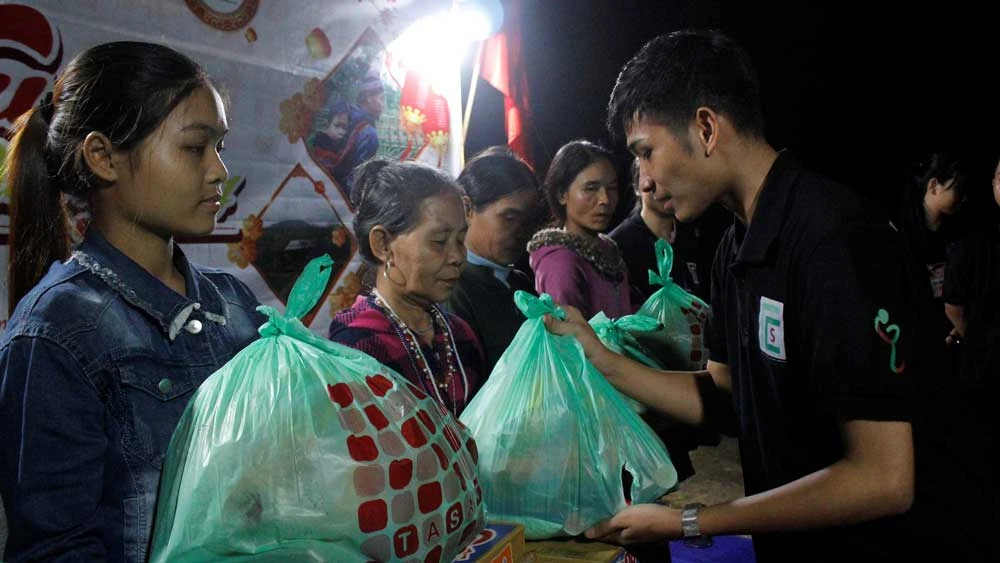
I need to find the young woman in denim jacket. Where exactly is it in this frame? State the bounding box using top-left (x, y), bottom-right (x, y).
top-left (0, 42), bottom-right (263, 562)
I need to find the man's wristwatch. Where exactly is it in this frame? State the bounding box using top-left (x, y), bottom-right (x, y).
top-left (681, 502), bottom-right (705, 538)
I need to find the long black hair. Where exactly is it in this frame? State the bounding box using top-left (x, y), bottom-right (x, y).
top-left (3, 41), bottom-right (212, 313)
top-left (908, 152), bottom-right (966, 203)
top-left (541, 140), bottom-right (614, 226)
top-left (457, 145), bottom-right (539, 210)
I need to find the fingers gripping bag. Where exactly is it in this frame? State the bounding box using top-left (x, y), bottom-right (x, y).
top-left (150, 256), bottom-right (485, 562)
top-left (633, 239), bottom-right (710, 370)
top-left (459, 292), bottom-right (677, 540)
top-left (588, 312), bottom-right (665, 414)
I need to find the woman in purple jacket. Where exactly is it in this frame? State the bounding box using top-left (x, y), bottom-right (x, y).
top-left (528, 140), bottom-right (634, 319)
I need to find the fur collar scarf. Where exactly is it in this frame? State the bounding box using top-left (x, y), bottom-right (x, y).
top-left (527, 227), bottom-right (626, 282)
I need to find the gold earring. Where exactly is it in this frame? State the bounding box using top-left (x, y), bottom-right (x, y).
top-left (384, 258), bottom-right (392, 279)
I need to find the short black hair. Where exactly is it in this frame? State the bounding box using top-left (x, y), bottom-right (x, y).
top-left (457, 145), bottom-right (539, 210)
top-left (911, 152), bottom-right (966, 199)
top-left (542, 140), bottom-right (614, 225)
top-left (607, 29), bottom-right (765, 144)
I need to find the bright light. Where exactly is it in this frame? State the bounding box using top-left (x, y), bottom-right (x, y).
top-left (386, 0), bottom-right (504, 84)
top-left (385, 1), bottom-right (505, 103)
top-left (387, 15), bottom-right (460, 90)
top-left (456, 8), bottom-right (492, 42)
top-left (455, 0), bottom-right (503, 42)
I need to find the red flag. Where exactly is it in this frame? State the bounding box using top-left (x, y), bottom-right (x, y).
top-left (478, 0), bottom-right (532, 166)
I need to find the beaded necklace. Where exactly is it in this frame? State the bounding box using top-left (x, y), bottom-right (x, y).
top-left (371, 289), bottom-right (469, 416)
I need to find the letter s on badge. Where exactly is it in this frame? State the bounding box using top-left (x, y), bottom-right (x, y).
top-left (758, 296), bottom-right (786, 361)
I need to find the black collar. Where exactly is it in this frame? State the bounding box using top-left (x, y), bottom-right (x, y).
top-left (732, 150), bottom-right (801, 269)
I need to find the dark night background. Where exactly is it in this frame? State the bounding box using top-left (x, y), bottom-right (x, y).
top-left (462, 0), bottom-right (997, 222)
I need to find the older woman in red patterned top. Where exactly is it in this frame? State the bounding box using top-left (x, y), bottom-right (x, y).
top-left (329, 159), bottom-right (485, 416)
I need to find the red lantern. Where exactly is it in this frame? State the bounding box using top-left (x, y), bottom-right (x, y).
top-left (399, 70), bottom-right (431, 135)
top-left (422, 92), bottom-right (450, 152)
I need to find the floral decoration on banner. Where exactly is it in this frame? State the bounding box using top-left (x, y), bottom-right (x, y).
top-left (227, 214), bottom-right (263, 269)
top-left (279, 78), bottom-right (325, 144)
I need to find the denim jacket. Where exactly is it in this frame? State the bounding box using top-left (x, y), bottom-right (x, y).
top-left (0, 230), bottom-right (263, 562)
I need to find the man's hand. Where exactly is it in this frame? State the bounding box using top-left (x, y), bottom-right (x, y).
top-left (542, 304), bottom-right (607, 360)
top-left (945, 327), bottom-right (962, 346)
top-left (584, 503), bottom-right (682, 544)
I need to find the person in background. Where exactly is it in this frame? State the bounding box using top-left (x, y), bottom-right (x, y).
top-left (448, 146), bottom-right (542, 374)
top-left (546, 29), bottom-right (985, 562)
top-left (329, 159), bottom-right (485, 416)
top-left (528, 140), bottom-right (633, 319)
top-left (340, 74), bottom-right (384, 197)
top-left (612, 157), bottom-right (729, 305)
top-left (941, 157), bottom-right (999, 538)
top-left (0, 42), bottom-right (263, 562)
top-left (612, 158), bottom-right (691, 301)
top-left (895, 152), bottom-right (966, 342)
top-left (609, 157), bottom-right (720, 485)
top-left (945, 155), bottom-right (1000, 376)
top-left (308, 99), bottom-right (352, 182)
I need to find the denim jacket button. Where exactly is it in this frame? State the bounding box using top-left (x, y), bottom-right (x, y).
top-left (158, 378), bottom-right (173, 394)
top-left (185, 319), bottom-right (203, 334)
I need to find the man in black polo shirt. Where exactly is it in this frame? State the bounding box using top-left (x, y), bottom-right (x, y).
top-left (545, 30), bottom-right (978, 562)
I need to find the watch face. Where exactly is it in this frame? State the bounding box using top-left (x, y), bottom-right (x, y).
top-left (185, 0), bottom-right (259, 31)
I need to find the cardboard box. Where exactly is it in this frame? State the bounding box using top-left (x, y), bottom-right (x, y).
top-left (452, 522), bottom-right (526, 563)
top-left (525, 537), bottom-right (637, 563)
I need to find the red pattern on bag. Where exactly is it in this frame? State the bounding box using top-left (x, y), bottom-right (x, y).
top-left (328, 370), bottom-right (484, 560)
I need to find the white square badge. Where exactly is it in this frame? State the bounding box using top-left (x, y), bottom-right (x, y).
top-left (758, 296), bottom-right (786, 361)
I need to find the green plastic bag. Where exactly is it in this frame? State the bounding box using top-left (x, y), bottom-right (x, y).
top-left (589, 312), bottom-right (664, 370)
top-left (589, 312), bottom-right (665, 414)
top-left (633, 239), bottom-right (710, 370)
top-left (150, 256), bottom-right (485, 562)
top-left (459, 292), bottom-right (677, 540)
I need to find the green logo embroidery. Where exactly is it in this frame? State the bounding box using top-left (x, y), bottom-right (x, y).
top-left (874, 309), bottom-right (906, 374)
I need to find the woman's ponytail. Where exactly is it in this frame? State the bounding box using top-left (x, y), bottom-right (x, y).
top-left (5, 104), bottom-right (70, 314)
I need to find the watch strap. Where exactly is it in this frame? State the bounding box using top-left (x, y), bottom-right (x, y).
top-left (681, 502), bottom-right (704, 538)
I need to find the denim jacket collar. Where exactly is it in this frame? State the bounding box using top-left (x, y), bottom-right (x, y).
top-left (72, 229), bottom-right (229, 340)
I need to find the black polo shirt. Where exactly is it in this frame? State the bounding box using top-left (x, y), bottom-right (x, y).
top-left (708, 151), bottom-right (927, 561)
top-left (944, 224), bottom-right (1000, 384)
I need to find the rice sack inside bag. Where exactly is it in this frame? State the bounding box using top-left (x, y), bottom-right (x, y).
top-left (459, 292), bottom-right (677, 540)
top-left (150, 256), bottom-right (485, 562)
top-left (633, 239), bottom-right (710, 370)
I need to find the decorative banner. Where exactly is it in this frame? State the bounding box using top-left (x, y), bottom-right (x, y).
top-left (290, 28), bottom-right (388, 203)
top-left (0, 3), bottom-right (63, 139)
top-left (0, 0), bottom-right (461, 334)
top-left (184, 0), bottom-right (260, 32)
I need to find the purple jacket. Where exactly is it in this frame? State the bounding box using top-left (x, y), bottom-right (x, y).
top-left (528, 230), bottom-right (634, 319)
